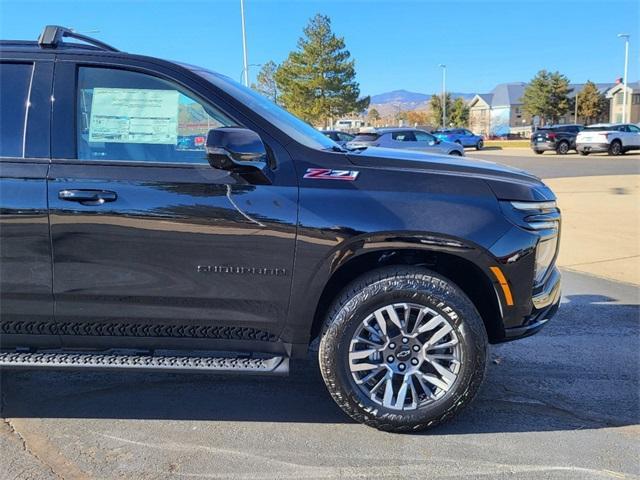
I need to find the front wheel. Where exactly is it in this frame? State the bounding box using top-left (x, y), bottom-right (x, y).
top-left (476, 139), bottom-right (484, 150)
top-left (319, 267), bottom-right (488, 432)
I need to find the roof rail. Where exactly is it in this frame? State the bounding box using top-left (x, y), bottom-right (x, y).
top-left (37, 25), bottom-right (119, 52)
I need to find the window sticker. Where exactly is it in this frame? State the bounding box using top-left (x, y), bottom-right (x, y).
top-left (89, 88), bottom-right (179, 144)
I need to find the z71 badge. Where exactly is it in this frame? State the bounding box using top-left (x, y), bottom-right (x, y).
top-left (303, 168), bottom-right (359, 181)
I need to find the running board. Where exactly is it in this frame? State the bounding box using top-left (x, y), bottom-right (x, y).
top-left (0, 351), bottom-right (289, 376)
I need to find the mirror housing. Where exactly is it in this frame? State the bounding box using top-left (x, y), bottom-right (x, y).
top-left (205, 127), bottom-right (267, 168)
top-left (206, 127), bottom-right (272, 183)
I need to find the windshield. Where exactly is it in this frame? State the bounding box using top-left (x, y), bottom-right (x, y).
top-left (186, 66), bottom-right (338, 151)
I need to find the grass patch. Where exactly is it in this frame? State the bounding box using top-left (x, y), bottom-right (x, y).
top-left (484, 140), bottom-right (530, 148)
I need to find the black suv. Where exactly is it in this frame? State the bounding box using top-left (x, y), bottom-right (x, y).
top-left (531, 124), bottom-right (584, 155)
top-left (0, 27), bottom-right (561, 432)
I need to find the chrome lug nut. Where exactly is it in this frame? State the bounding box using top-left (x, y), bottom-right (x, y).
top-left (402, 337), bottom-right (409, 344)
top-left (387, 355), bottom-right (394, 363)
top-left (411, 358), bottom-right (419, 366)
top-left (398, 363), bottom-right (406, 371)
top-left (412, 345), bottom-right (420, 352)
top-left (389, 343), bottom-right (396, 349)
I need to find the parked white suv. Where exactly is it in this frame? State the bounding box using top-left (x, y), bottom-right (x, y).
top-left (576, 123), bottom-right (640, 156)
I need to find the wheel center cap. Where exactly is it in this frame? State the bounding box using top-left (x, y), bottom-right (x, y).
top-left (396, 347), bottom-right (411, 360)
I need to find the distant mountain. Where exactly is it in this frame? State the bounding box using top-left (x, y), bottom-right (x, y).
top-left (367, 89), bottom-right (477, 117)
top-left (370, 89), bottom-right (477, 104)
top-left (370, 89), bottom-right (431, 104)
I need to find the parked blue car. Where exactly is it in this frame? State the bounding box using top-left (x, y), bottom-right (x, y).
top-left (432, 128), bottom-right (484, 150)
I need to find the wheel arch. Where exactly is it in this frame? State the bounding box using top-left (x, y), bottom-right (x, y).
top-left (309, 246), bottom-right (504, 344)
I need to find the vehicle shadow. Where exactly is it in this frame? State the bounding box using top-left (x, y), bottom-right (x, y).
top-left (1, 294), bottom-right (638, 434)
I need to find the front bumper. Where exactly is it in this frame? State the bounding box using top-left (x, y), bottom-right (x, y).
top-left (577, 143), bottom-right (609, 153)
top-left (503, 267), bottom-right (561, 340)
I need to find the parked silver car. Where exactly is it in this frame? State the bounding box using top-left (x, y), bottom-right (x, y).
top-left (346, 128), bottom-right (465, 156)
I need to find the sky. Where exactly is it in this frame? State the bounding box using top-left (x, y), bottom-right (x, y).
top-left (1, 0), bottom-right (638, 97)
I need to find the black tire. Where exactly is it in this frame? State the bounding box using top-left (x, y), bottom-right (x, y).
top-left (609, 140), bottom-right (623, 156)
top-left (556, 141), bottom-right (570, 155)
top-left (318, 266), bottom-right (488, 432)
top-left (475, 139), bottom-right (484, 150)
top-left (579, 151), bottom-right (589, 156)
top-left (449, 150), bottom-right (462, 156)
top-left (533, 149), bottom-right (544, 155)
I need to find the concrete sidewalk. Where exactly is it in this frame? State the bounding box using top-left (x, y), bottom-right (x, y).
top-left (545, 174), bottom-right (640, 286)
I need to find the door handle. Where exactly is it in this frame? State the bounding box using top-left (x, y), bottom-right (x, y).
top-left (58, 189), bottom-right (117, 205)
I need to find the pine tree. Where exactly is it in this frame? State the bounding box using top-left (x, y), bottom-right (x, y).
top-left (576, 81), bottom-right (607, 123)
top-left (449, 98), bottom-right (470, 127)
top-left (274, 14), bottom-right (369, 127)
top-left (429, 93), bottom-right (453, 127)
top-left (368, 108), bottom-right (381, 126)
top-left (523, 70), bottom-right (572, 125)
top-left (251, 61), bottom-right (279, 104)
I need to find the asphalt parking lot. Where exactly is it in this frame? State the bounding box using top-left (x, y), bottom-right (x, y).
top-left (1, 149), bottom-right (639, 480)
top-left (471, 147), bottom-right (640, 178)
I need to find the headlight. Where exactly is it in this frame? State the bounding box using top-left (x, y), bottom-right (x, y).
top-left (502, 200), bottom-right (561, 284)
top-left (534, 235), bottom-right (558, 284)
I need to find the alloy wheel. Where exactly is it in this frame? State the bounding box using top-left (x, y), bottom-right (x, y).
top-left (348, 303), bottom-right (462, 411)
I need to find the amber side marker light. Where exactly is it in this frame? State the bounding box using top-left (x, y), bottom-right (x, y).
top-left (490, 266), bottom-right (514, 306)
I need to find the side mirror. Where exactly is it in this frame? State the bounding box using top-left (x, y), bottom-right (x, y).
top-left (206, 127), bottom-right (272, 183)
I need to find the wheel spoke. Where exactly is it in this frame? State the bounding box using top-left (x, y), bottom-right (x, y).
top-left (424, 322), bottom-right (453, 347)
top-left (354, 335), bottom-right (383, 348)
top-left (416, 373), bottom-right (435, 399)
top-left (372, 310), bottom-right (388, 337)
top-left (382, 374), bottom-right (395, 407)
top-left (426, 358), bottom-right (457, 386)
top-left (410, 308), bottom-right (428, 335)
top-left (416, 314), bottom-right (446, 334)
top-left (356, 365), bottom-right (385, 385)
top-left (370, 373), bottom-right (388, 395)
top-left (426, 337), bottom-right (459, 351)
top-left (394, 375), bottom-right (411, 409)
top-left (349, 349), bottom-right (380, 372)
top-left (426, 353), bottom-right (458, 361)
top-left (408, 374), bottom-right (419, 409)
top-left (420, 373), bottom-right (451, 392)
top-left (384, 305), bottom-right (403, 331)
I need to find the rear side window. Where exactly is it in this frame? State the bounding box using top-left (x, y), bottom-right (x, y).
top-left (351, 133), bottom-right (380, 142)
top-left (391, 131), bottom-right (417, 141)
top-left (0, 62), bottom-right (34, 158)
top-left (337, 132), bottom-right (354, 142)
top-left (76, 67), bottom-right (236, 163)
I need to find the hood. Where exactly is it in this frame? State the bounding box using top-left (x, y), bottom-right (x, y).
top-left (346, 147), bottom-right (556, 202)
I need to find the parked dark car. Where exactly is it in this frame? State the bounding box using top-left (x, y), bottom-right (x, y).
top-left (432, 128), bottom-right (484, 150)
top-left (531, 124), bottom-right (583, 154)
top-left (321, 130), bottom-right (354, 147)
top-left (0, 26), bottom-right (561, 432)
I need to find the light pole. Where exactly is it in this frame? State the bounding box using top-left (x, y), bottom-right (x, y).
top-left (618, 33), bottom-right (630, 123)
top-left (240, 0), bottom-right (249, 86)
top-left (239, 63), bottom-right (262, 84)
top-left (439, 64), bottom-right (446, 128)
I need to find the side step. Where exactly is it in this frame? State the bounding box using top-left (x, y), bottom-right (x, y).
top-left (0, 351), bottom-right (289, 376)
